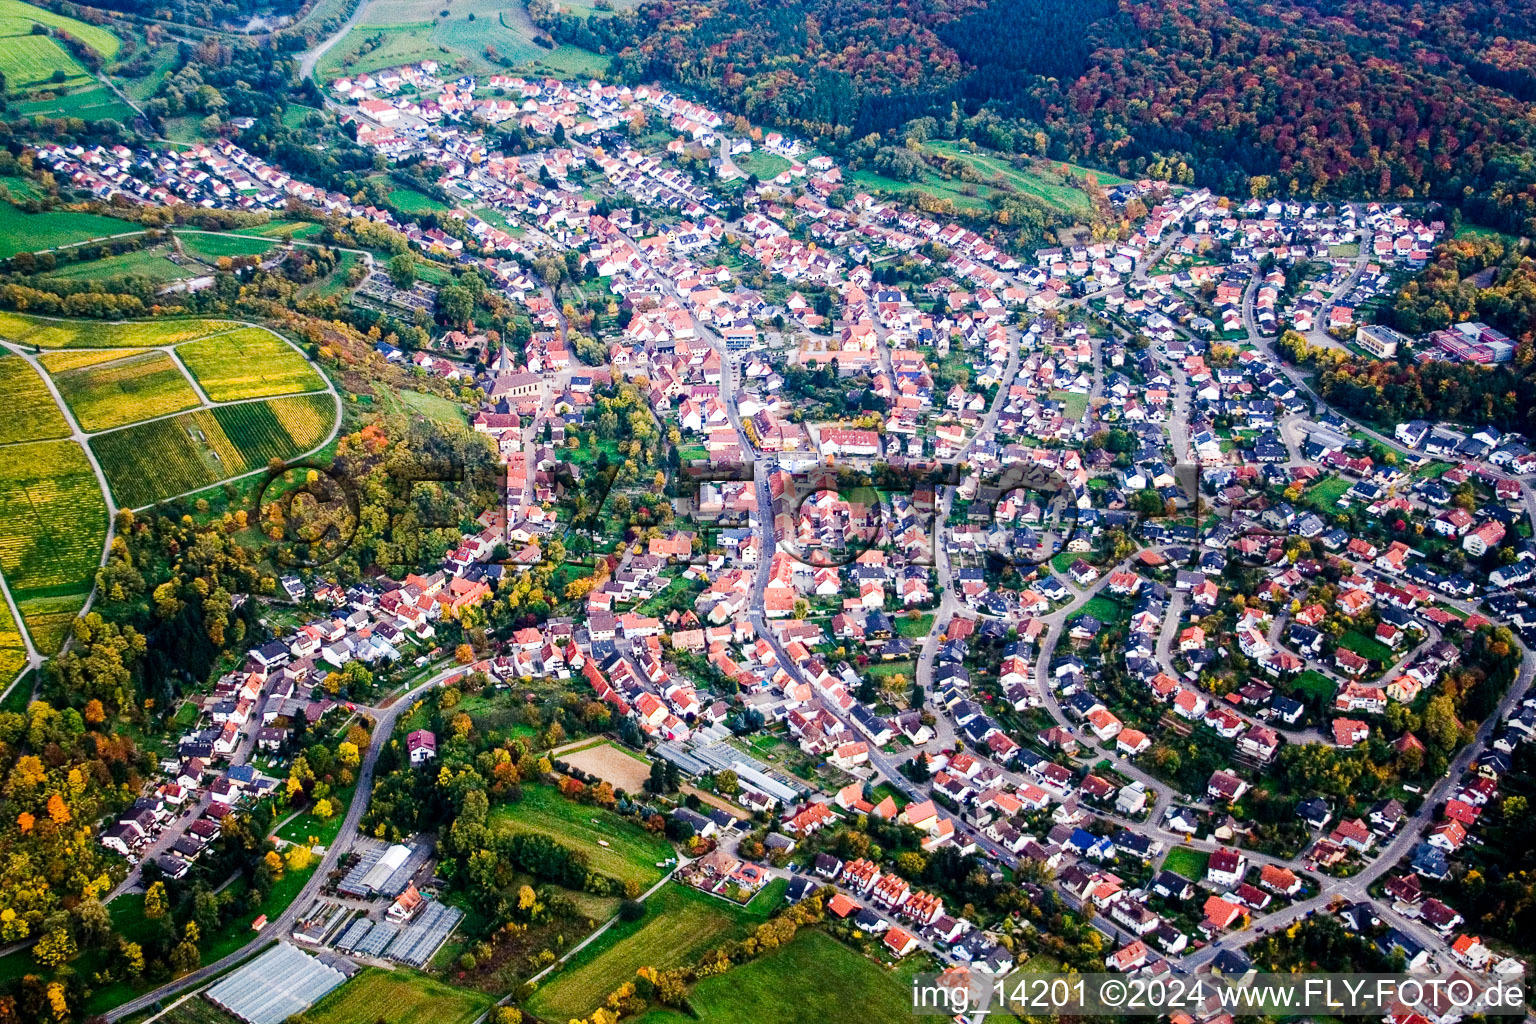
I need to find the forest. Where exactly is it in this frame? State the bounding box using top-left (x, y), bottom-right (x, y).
top-left (543, 0), bottom-right (1536, 233)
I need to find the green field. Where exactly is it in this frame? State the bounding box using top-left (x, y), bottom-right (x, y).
top-left (92, 393), bottom-right (336, 507)
top-left (0, 205), bottom-right (141, 259)
top-left (305, 967), bottom-right (491, 1024)
top-left (176, 327), bottom-right (325, 401)
top-left (0, 0), bottom-right (121, 59)
top-left (10, 84), bottom-right (136, 121)
top-left (0, 311), bottom-right (235, 348)
top-left (1338, 630), bottom-right (1394, 664)
top-left (44, 247), bottom-right (190, 283)
top-left (379, 384), bottom-right (467, 425)
top-left (53, 350), bottom-right (202, 432)
top-left (492, 784), bottom-right (673, 889)
top-left (0, 438), bottom-right (104, 605)
top-left (1160, 846), bottom-right (1210, 880)
top-left (385, 184), bottom-right (450, 215)
top-left (177, 231), bottom-right (277, 260)
top-left (927, 142), bottom-right (1127, 216)
top-left (1049, 389), bottom-right (1089, 421)
top-left (637, 931), bottom-right (919, 1024)
top-left (1293, 669), bottom-right (1336, 704)
top-left (894, 612), bottom-right (935, 639)
top-left (318, 0), bottom-right (611, 80)
top-left (736, 149), bottom-right (791, 180)
top-left (0, 33), bottom-right (89, 90)
top-left (0, 354), bottom-right (69, 443)
top-left (527, 884), bottom-right (748, 1022)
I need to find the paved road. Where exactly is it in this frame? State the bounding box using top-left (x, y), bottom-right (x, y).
top-left (105, 662), bottom-right (467, 1021)
top-left (297, 0), bottom-right (373, 81)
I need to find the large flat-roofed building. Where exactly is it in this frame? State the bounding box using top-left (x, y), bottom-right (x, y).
top-left (1356, 324), bottom-right (1409, 359)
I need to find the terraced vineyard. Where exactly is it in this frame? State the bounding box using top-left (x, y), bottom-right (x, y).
top-left (0, 312), bottom-right (237, 349)
top-left (93, 393), bottom-right (337, 507)
top-left (0, 354), bottom-right (68, 443)
top-left (176, 327), bottom-right (326, 401)
top-left (0, 439), bottom-right (106, 650)
top-left (52, 351), bottom-right (202, 432)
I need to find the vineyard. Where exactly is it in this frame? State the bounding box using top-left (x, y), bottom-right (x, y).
top-left (93, 393), bottom-right (337, 507)
top-left (0, 439), bottom-right (107, 602)
top-left (0, 354), bottom-right (68, 444)
top-left (0, 312), bottom-right (237, 349)
top-left (0, 594), bottom-right (25, 683)
top-left (16, 593), bottom-right (85, 656)
top-left (38, 348), bottom-right (140, 373)
top-left (176, 327), bottom-right (326, 401)
top-left (53, 351), bottom-right (202, 432)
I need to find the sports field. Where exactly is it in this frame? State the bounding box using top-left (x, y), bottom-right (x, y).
top-left (0, 354), bottom-right (68, 443)
top-left (527, 884), bottom-right (748, 1023)
top-left (304, 967), bottom-right (491, 1024)
top-left (0, 311), bottom-right (236, 348)
top-left (636, 931), bottom-right (918, 1024)
top-left (176, 327), bottom-right (325, 401)
top-left (52, 350), bottom-right (202, 432)
top-left (0, 438), bottom-right (105, 600)
top-left (92, 393), bottom-right (336, 507)
top-left (491, 783), bottom-right (673, 889)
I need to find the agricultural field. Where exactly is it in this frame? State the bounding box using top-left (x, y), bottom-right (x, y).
top-left (92, 393), bottom-right (337, 507)
top-left (637, 931), bottom-right (919, 1024)
top-left (305, 967), bottom-right (491, 1024)
top-left (16, 592), bottom-right (85, 655)
top-left (176, 327), bottom-right (326, 401)
top-left (44, 247), bottom-right (190, 283)
top-left (176, 231), bottom-right (276, 261)
top-left (52, 350), bottom-right (202, 432)
top-left (0, 354), bottom-right (69, 443)
top-left (490, 783), bottom-right (673, 889)
top-left (37, 348), bottom-right (139, 372)
top-left (527, 884), bottom-right (749, 1023)
top-left (0, 34), bottom-right (90, 91)
top-left (10, 84), bottom-right (135, 121)
top-left (0, 206), bottom-right (141, 260)
top-left (558, 741), bottom-right (652, 792)
top-left (0, 438), bottom-right (105, 608)
top-left (0, 0), bottom-right (121, 59)
top-left (0, 591), bottom-right (27, 683)
top-left (0, 311), bottom-right (236, 348)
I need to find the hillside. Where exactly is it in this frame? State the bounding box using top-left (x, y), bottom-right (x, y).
top-left (543, 0), bottom-right (1536, 232)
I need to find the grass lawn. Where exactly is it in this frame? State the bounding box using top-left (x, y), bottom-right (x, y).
top-left (1306, 475), bottom-right (1352, 509)
top-left (894, 612), bottom-right (935, 639)
top-left (736, 149), bottom-right (790, 181)
top-left (865, 659), bottom-right (916, 682)
top-left (1049, 389), bottom-right (1089, 421)
top-left (0, 204), bottom-right (141, 258)
top-left (1079, 594), bottom-right (1127, 623)
top-left (306, 967), bottom-right (491, 1024)
top-left (10, 84), bottom-right (135, 122)
top-left (1161, 846), bottom-right (1210, 880)
top-left (398, 387), bottom-right (467, 424)
top-left (636, 931), bottom-right (919, 1024)
top-left (926, 142), bottom-right (1127, 216)
top-left (527, 884), bottom-right (750, 1022)
top-left (491, 783), bottom-right (673, 889)
top-left (1293, 669), bottom-right (1336, 704)
top-left (386, 184), bottom-right (450, 215)
top-left (274, 784), bottom-right (356, 848)
top-left (1338, 630), bottom-right (1393, 664)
